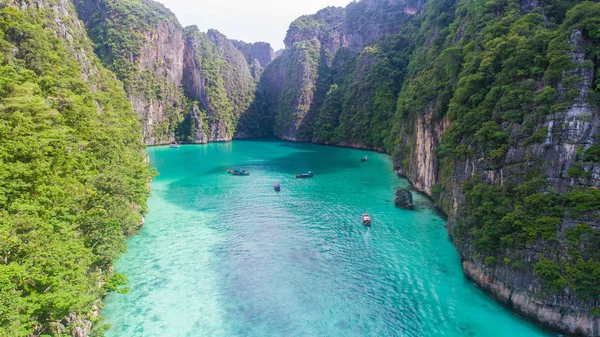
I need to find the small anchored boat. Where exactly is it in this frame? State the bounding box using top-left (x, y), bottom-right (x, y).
top-left (294, 171), bottom-right (313, 179)
top-left (226, 169), bottom-right (250, 176)
top-left (169, 142), bottom-right (180, 148)
top-left (361, 155), bottom-right (368, 162)
top-left (362, 211), bottom-right (372, 226)
top-left (274, 182), bottom-right (281, 192)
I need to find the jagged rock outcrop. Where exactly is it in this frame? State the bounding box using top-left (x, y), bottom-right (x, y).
top-left (394, 188), bottom-right (414, 209)
top-left (464, 261), bottom-right (599, 337)
top-left (58, 312), bottom-right (93, 337)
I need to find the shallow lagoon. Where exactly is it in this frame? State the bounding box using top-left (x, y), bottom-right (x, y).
top-left (103, 140), bottom-right (553, 337)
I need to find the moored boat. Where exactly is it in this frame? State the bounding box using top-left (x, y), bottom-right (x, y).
top-left (362, 212), bottom-right (372, 226)
top-left (226, 169), bottom-right (250, 176)
top-left (361, 155), bottom-right (368, 162)
top-left (169, 142), bottom-right (180, 148)
top-left (274, 182), bottom-right (281, 191)
top-left (294, 171), bottom-right (313, 179)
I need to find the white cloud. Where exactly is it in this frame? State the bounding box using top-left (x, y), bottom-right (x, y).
top-left (156, 0), bottom-right (354, 50)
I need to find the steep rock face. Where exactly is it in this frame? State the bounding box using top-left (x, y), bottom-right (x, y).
top-left (74, 0), bottom-right (263, 145)
top-left (239, 39), bottom-right (322, 141)
top-left (207, 30), bottom-right (256, 119)
top-left (542, 29), bottom-right (600, 190)
top-left (231, 40), bottom-right (274, 80)
top-left (391, 1), bottom-right (600, 334)
top-left (446, 28), bottom-right (599, 336)
top-left (16, 0), bottom-right (97, 79)
top-left (183, 26), bottom-right (256, 142)
top-left (343, 0), bottom-right (424, 51)
top-left (241, 0), bottom-right (422, 141)
top-left (284, 6), bottom-right (347, 64)
top-left (398, 107), bottom-right (450, 197)
top-left (464, 261), bottom-right (600, 336)
top-left (132, 21), bottom-right (186, 145)
top-left (73, 0), bottom-right (190, 145)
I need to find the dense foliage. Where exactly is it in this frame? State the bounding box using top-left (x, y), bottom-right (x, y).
top-left (0, 2), bottom-right (150, 336)
top-left (74, 0), bottom-right (191, 143)
top-left (315, 36), bottom-right (414, 147)
top-left (402, 0), bottom-right (600, 302)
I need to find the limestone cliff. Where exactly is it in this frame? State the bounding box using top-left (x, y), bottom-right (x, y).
top-left (73, 0), bottom-right (188, 145)
top-left (237, 0), bottom-right (422, 142)
top-left (207, 30), bottom-right (256, 122)
top-left (231, 39), bottom-right (274, 80)
top-left (391, 2), bottom-right (600, 335)
top-left (73, 0), bottom-right (258, 145)
top-left (182, 27), bottom-right (255, 142)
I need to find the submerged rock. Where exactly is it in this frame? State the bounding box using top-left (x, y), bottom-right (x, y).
top-left (394, 188), bottom-right (414, 210)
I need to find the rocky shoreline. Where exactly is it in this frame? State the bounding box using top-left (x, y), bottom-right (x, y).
top-left (463, 261), bottom-right (599, 337)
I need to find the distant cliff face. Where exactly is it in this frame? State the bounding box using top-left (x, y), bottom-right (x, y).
top-left (182, 27), bottom-right (256, 142)
top-left (73, 0), bottom-right (271, 145)
top-left (207, 30), bottom-right (256, 122)
top-left (237, 1), bottom-right (422, 141)
top-left (284, 0), bottom-right (422, 56)
top-left (231, 40), bottom-right (274, 80)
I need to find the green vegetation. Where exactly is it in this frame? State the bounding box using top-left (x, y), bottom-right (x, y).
top-left (184, 27), bottom-right (254, 139)
top-left (75, 0), bottom-right (191, 143)
top-left (459, 175), bottom-right (600, 299)
top-left (77, 0), bottom-right (176, 90)
top-left (329, 36), bottom-right (414, 147)
top-left (0, 3), bottom-right (150, 336)
top-left (77, 0), bottom-right (257, 143)
top-left (238, 39), bottom-right (321, 139)
top-left (391, 0), bottom-right (600, 304)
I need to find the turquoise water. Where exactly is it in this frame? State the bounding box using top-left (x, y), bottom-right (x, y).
top-left (103, 140), bottom-right (554, 337)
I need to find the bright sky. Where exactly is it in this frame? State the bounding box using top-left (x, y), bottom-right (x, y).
top-left (157, 0), bottom-right (355, 50)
